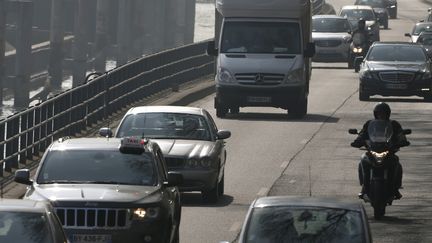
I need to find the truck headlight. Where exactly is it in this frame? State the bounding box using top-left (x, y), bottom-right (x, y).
top-left (130, 207), bottom-right (160, 220)
top-left (285, 69), bottom-right (303, 83)
top-left (217, 68), bottom-right (234, 83)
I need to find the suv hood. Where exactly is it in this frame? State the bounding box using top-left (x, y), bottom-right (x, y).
top-left (366, 61), bottom-right (427, 72)
top-left (153, 139), bottom-right (216, 157)
top-left (29, 184), bottom-right (161, 203)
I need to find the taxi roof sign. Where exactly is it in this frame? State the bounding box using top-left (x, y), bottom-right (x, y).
top-left (119, 137), bottom-right (148, 154)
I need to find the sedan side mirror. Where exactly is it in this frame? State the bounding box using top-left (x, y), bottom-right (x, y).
top-left (166, 171), bottom-right (183, 186)
top-left (348, 129), bottom-right (358, 134)
top-left (15, 169), bottom-right (32, 185)
top-left (206, 40), bottom-right (218, 56)
top-left (99, 127), bottom-right (113, 138)
top-left (216, 130), bottom-right (231, 140)
top-left (405, 33), bottom-right (412, 37)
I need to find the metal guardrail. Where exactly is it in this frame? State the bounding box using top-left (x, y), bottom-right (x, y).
top-left (0, 41), bottom-right (214, 189)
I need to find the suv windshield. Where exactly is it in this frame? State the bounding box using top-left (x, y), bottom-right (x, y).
top-left (245, 206), bottom-right (365, 243)
top-left (116, 113), bottom-right (212, 141)
top-left (313, 18), bottom-right (351, 32)
top-left (367, 45), bottom-right (427, 62)
top-left (37, 150), bottom-right (157, 185)
top-left (0, 212), bottom-right (53, 243)
top-left (221, 21), bottom-right (301, 54)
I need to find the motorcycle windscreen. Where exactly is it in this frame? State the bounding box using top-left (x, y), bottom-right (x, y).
top-left (367, 119), bottom-right (393, 143)
top-left (352, 32), bottom-right (367, 46)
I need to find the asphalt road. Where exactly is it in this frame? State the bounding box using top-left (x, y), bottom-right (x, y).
top-left (179, 0), bottom-right (432, 242)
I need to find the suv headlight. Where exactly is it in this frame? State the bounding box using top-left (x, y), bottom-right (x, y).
top-left (130, 207), bottom-right (160, 220)
top-left (217, 68), bottom-right (235, 83)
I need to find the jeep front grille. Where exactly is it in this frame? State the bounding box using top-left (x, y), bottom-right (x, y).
top-left (56, 208), bottom-right (130, 229)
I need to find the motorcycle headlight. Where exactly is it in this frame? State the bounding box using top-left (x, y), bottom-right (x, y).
top-left (217, 68), bottom-right (235, 83)
top-left (353, 47), bottom-right (363, 53)
top-left (130, 207), bottom-right (160, 220)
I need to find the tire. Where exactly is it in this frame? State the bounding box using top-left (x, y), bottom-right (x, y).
top-left (216, 107), bottom-right (228, 118)
top-left (172, 226), bottom-right (180, 243)
top-left (390, 9), bottom-right (397, 19)
top-left (202, 180), bottom-right (219, 203)
top-left (374, 206), bottom-right (386, 220)
top-left (218, 175), bottom-right (224, 196)
top-left (384, 20), bottom-right (389, 30)
top-left (289, 97), bottom-right (307, 119)
top-left (359, 89), bottom-right (370, 101)
top-left (348, 56), bottom-right (354, 69)
top-left (424, 92), bottom-right (432, 102)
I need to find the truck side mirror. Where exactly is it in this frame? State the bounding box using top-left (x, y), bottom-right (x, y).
top-left (206, 40), bottom-right (218, 56)
top-left (304, 42), bottom-right (315, 58)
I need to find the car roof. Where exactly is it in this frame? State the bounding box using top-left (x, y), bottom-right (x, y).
top-left (252, 196), bottom-right (365, 212)
top-left (49, 137), bottom-right (122, 151)
top-left (125, 106), bottom-right (205, 116)
top-left (415, 22), bottom-right (432, 27)
top-left (0, 199), bottom-right (50, 213)
top-left (312, 15), bottom-right (348, 20)
top-left (341, 5), bottom-right (374, 10)
top-left (371, 41), bottom-right (422, 47)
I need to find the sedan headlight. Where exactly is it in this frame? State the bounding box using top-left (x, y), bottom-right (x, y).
top-left (130, 207), bottom-right (160, 220)
top-left (217, 68), bottom-right (235, 83)
top-left (422, 71), bottom-right (432, 80)
top-left (186, 157), bottom-right (215, 168)
top-left (360, 70), bottom-right (373, 79)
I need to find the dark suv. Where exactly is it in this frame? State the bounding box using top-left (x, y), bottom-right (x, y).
top-left (15, 137), bottom-right (183, 243)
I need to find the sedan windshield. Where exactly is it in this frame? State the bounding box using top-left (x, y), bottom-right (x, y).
top-left (355, 0), bottom-right (386, 8)
top-left (245, 206), bottom-right (365, 243)
top-left (37, 150), bottom-right (157, 185)
top-left (116, 113), bottom-right (212, 141)
top-left (412, 24), bottom-right (432, 35)
top-left (367, 45), bottom-right (427, 62)
top-left (312, 18), bottom-right (351, 33)
top-left (0, 212), bottom-right (53, 243)
top-left (340, 9), bottom-right (375, 21)
top-left (221, 21), bottom-right (301, 54)
top-left (417, 34), bottom-right (432, 45)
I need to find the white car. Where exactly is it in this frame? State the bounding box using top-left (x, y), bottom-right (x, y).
top-left (405, 22), bottom-right (432, 43)
top-left (312, 15), bottom-right (353, 65)
top-left (339, 5), bottom-right (380, 42)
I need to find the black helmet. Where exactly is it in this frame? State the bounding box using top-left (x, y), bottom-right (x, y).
top-left (358, 18), bottom-right (366, 29)
top-left (373, 102), bottom-right (391, 120)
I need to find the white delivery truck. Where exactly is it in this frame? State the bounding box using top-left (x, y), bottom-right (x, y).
top-left (207, 0), bottom-right (315, 118)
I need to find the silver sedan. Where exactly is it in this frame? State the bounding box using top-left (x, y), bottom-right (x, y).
top-left (100, 105), bottom-right (231, 203)
top-left (312, 15), bottom-right (353, 65)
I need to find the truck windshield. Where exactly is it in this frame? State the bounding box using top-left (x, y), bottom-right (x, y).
top-left (221, 21), bottom-right (301, 54)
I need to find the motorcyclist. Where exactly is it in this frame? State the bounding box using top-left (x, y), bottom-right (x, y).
top-left (351, 18), bottom-right (371, 51)
top-left (351, 102), bottom-right (409, 200)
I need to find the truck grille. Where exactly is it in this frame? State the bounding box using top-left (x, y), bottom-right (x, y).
top-left (165, 157), bottom-right (185, 168)
top-left (315, 39), bottom-right (342, 47)
top-left (235, 73), bottom-right (284, 85)
top-left (56, 208), bottom-right (130, 229)
top-left (379, 72), bottom-right (415, 83)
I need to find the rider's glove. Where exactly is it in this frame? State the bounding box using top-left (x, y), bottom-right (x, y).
top-left (351, 140), bottom-right (364, 148)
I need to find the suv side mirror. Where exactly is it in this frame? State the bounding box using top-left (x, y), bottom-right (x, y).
top-left (304, 42), bottom-right (316, 58)
top-left (15, 169), bottom-right (32, 185)
top-left (99, 127), bottom-right (113, 137)
top-left (166, 171), bottom-right (183, 186)
top-left (206, 40), bottom-right (218, 56)
top-left (348, 129), bottom-right (358, 134)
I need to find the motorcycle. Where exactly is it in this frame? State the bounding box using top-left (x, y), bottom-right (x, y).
top-left (349, 120), bottom-right (411, 219)
top-left (348, 32), bottom-right (371, 72)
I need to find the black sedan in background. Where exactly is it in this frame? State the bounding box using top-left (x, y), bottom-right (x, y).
top-left (357, 42), bottom-right (432, 101)
top-left (355, 0), bottom-right (390, 29)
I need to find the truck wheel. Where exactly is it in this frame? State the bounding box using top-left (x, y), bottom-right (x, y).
top-left (289, 97), bottom-right (307, 119)
top-left (216, 107), bottom-right (228, 118)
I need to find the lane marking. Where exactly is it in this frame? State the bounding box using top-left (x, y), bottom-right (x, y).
top-left (280, 161), bottom-right (290, 169)
top-left (257, 187), bottom-right (268, 197)
top-left (229, 221), bottom-right (242, 232)
top-left (289, 179), bottom-right (296, 184)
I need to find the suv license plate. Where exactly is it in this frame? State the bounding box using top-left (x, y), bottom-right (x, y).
top-left (247, 96), bottom-right (271, 103)
top-left (386, 84), bottom-right (407, 89)
top-left (72, 234), bottom-right (112, 243)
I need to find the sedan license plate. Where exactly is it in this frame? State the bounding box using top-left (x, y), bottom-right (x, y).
top-left (386, 84), bottom-right (407, 90)
top-left (72, 234), bottom-right (112, 243)
top-left (247, 96), bottom-right (271, 103)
